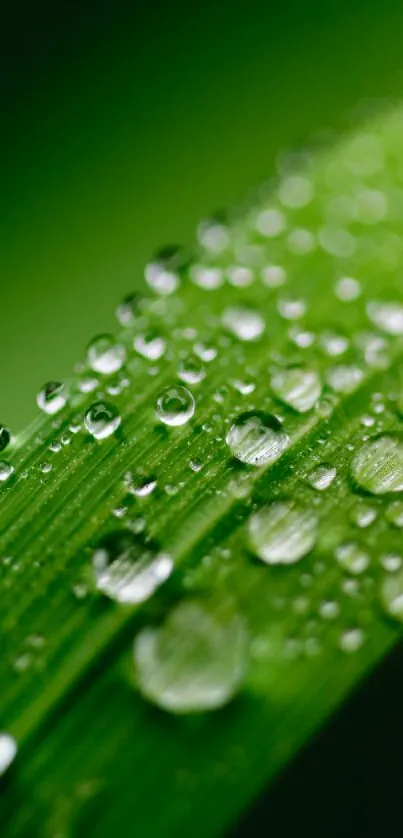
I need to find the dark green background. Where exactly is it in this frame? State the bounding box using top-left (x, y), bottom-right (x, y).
top-left (2, 0), bottom-right (403, 430)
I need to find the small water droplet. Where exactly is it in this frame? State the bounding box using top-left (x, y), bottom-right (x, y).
top-left (198, 218), bottom-right (230, 253)
top-left (145, 245), bottom-right (187, 295)
top-left (261, 265), bottom-right (287, 288)
top-left (351, 503), bottom-right (377, 528)
top-left (193, 342), bottom-right (217, 363)
top-left (248, 501), bottom-right (318, 565)
top-left (0, 462), bottom-right (14, 483)
top-left (287, 228), bottom-right (316, 254)
top-left (0, 734), bottom-right (17, 777)
top-left (134, 600), bottom-right (248, 713)
top-left (189, 458), bottom-right (203, 472)
top-left (386, 500), bottom-right (403, 528)
top-left (319, 329), bottom-right (349, 357)
top-left (279, 175), bottom-right (313, 208)
top-left (367, 301), bottom-right (403, 335)
top-left (116, 292), bottom-right (144, 326)
top-left (124, 471), bottom-right (157, 497)
top-left (277, 297), bottom-right (307, 320)
top-left (351, 433), bottom-right (403, 495)
top-left (334, 276), bottom-right (362, 301)
top-left (271, 366), bottom-right (322, 413)
top-left (339, 628), bottom-right (365, 654)
top-left (380, 553), bottom-right (402, 572)
top-left (84, 401), bottom-right (121, 440)
top-left (327, 365), bottom-right (364, 394)
top-left (87, 334), bottom-right (126, 375)
top-left (178, 355), bottom-right (206, 385)
top-left (381, 569), bottom-right (403, 622)
top-left (255, 208), bottom-right (286, 238)
top-left (307, 462), bottom-right (337, 491)
top-left (0, 425), bottom-right (11, 453)
top-left (222, 306), bottom-right (265, 341)
top-left (319, 600), bottom-right (340, 620)
top-left (134, 331), bottom-right (166, 361)
top-left (227, 265), bottom-right (254, 287)
top-left (226, 411), bottom-right (289, 466)
top-left (156, 386), bottom-right (195, 427)
top-left (93, 530), bottom-right (173, 604)
top-left (190, 264), bottom-right (223, 290)
top-left (40, 462), bottom-right (52, 474)
top-left (335, 542), bottom-right (370, 575)
top-left (37, 382), bottom-right (67, 415)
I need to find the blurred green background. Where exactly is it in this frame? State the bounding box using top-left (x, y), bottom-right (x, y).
top-left (2, 0), bottom-right (403, 430)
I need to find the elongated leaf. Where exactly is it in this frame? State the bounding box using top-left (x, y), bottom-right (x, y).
top-left (2, 106), bottom-right (403, 837)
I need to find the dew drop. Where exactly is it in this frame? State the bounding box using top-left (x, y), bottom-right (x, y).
top-left (380, 553), bottom-right (402, 573)
top-left (319, 600), bottom-right (340, 620)
top-left (37, 382), bottom-right (67, 415)
top-left (255, 208), bottom-right (286, 238)
top-left (145, 245), bottom-right (187, 295)
top-left (279, 175), bottom-right (313, 208)
top-left (271, 366), bottom-right (322, 413)
top-left (0, 425), bottom-right (11, 453)
top-left (124, 471), bottom-right (157, 497)
top-left (351, 503), bottom-right (377, 528)
top-left (334, 276), bottom-right (362, 302)
top-left (0, 462), bottom-right (14, 483)
top-left (248, 501), bottom-right (318, 565)
top-left (339, 628), bottom-right (365, 654)
top-left (351, 433), bottom-right (403, 495)
top-left (87, 334), bottom-right (126, 375)
top-left (261, 265), bottom-right (287, 288)
top-left (326, 365), bottom-right (364, 394)
top-left (84, 401), bottom-right (121, 440)
top-left (367, 301), bottom-right (403, 335)
top-left (277, 297), bottom-right (307, 320)
top-left (335, 542), bottom-right (370, 575)
top-left (307, 463), bottom-right (337, 491)
top-left (116, 292), bottom-right (144, 326)
top-left (177, 355), bottom-right (206, 385)
top-left (0, 734), bottom-right (17, 777)
top-left (93, 530), bottom-right (173, 604)
top-left (386, 500), bottom-right (403, 528)
top-left (190, 264), bottom-right (223, 290)
top-left (156, 386), bottom-right (195, 427)
top-left (226, 411), bottom-right (289, 466)
top-left (134, 331), bottom-right (166, 361)
top-left (381, 569), bottom-right (403, 622)
top-left (134, 600), bottom-right (248, 713)
top-left (222, 306), bottom-right (265, 341)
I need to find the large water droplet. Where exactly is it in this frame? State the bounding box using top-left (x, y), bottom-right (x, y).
top-left (222, 306), bottom-right (265, 341)
top-left (87, 334), bottom-right (126, 375)
top-left (367, 301), bottom-right (403, 335)
top-left (0, 425), bottom-right (11, 453)
top-left (93, 530), bottom-right (173, 604)
top-left (0, 733), bottom-right (17, 777)
top-left (335, 542), bottom-right (370, 575)
top-left (248, 501), bottom-right (318, 564)
top-left (271, 366), bottom-right (322, 413)
top-left (156, 386), bottom-right (195, 427)
top-left (37, 382), bottom-right (67, 415)
top-left (84, 401), bottom-right (121, 440)
top-left (134, 600), bottom-right (248, 713)
top-left (226, 411), bottom-right (289, 466)
top-left (351, 434), bottom-right (403, 494)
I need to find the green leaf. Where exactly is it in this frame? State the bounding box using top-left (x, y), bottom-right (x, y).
top-left (2, 106), bottom-right (403, 837)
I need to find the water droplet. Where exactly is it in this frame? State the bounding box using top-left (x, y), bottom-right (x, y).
top-left (351, 434), bottom-right (403, 494)
top-left (116, 292), bottom-right (144, 326)
top-left (334, 276), bottom-right (362, 301)
top-left (190, 264), bottom-right (223, 290)
top-left (189, 458), bottom-right (202, 472)
top-left (386, 500), bottom-right (403, 528)
top-left (287, 228), bottom-right (315, 254)
top-left (279, 175), bottom-right (313, 208)
top-left (134, 600), bottom-right (248, 713)
top-left (277, 297), bottom-right (307, 320)
top-left (124, 471), bottom-right (157, 497)
top-left (84, 401), bottom-right (121, 440)
top-left (222, 306), bottom-right (265, 341)
top-left (0, 462), bottom-right (14, 483)
top-left (261, 265), bottom-right (287, 288)
top-left (0, 425), bottom-right (11, 453)
top-left (145, 245), bottom-right (187, 295)
top-left (335, 542), bottom-right (370, 575)
top-left (351, 503), bottom-right (377, 528)
top-left (193, 342), bottom-right (217, 363)
top-left (326, 365), bottom-right (364, 394)
top-left (0, 734), bottom-right (17, 777)
top-left (227, 265), bottom-right (253, 287)
top-left (177, 355), bottom-right (206, 385)
top-left (156, 386), bottom-right (195, 427)
top-left (319, 329), bottom-right (349, 357)
top-left (37, 382), bottom-right (67, 415)
top-left (318, 227), bottom-right (356, 257)
top-left (226, 411), bottom-right (289, 466)
top-left (93, 530), bottom-right (173, 604)
top-left (248, 501), bottom-right (318, 565)
top-left (40, 462), bottom-right (52, 474)
top-left (255, 208), bottom-right (286, 238)
top-left (134, 331), bottom-right (166, 361)
top-left (381, 569), bottom-right (403, 621)
top-left (367, 301), bottom-right (403, 335)
top-left (307, 463), bottom-right (337, 491)
top-left (230, 378), bottom-right (255, 396)
top-left (339, 628), bottom-right (365, 654)
top-left (356, 189), bottom-right (387, 224)
top-left (380, 553), bottom-right (402, 572)
top-left (271, 366), bottom-right (321, 413)
top-left (319, 600), bottom-right (340, 620)
top-left (87, 334), bottom-right (126, 375)
top-left (198, 218), bottom-right (229, 253)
